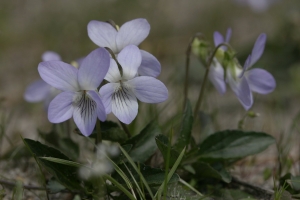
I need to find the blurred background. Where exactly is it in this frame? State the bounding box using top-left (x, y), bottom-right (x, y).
top-left (1, 0), bottom-right (300, 187)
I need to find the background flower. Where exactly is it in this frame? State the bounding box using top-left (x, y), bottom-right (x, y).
top-left (88, 18), bottom-right (161, 78)
top-left (24, 51), bottom-right (61, 109)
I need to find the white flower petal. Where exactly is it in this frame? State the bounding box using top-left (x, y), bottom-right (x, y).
top-left (117, 45), bottom-right (142, 80)
top-left (138, 50), bottom-right (161, 77)
top-left (99, 83), bottom-right (119, 114)
top-left (112, 85), bottom-right (138, 124)
top-left (227, 72), bottom-right (253, 110)
top-left (88, 90), bottom-right (107, 122)
top-left (116, 18), bottom-right (150, 52)
top-left (127, 77), bottom-right (168, 103)
top-left (87, 20), bottom-right (118, 52)
top-left (209, 59), bottom-right (226, 94)
top-left (38, 61), bottom-right (79, 91)
top-left (104, 58), bottom-right (121, 82)
top-left (48, 91), bottom-right (74, 123)
top-left (73, 91), bottom-right (98, 136)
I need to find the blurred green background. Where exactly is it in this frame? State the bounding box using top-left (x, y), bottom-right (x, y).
top-left (0, 0), bottom-right (300, 152)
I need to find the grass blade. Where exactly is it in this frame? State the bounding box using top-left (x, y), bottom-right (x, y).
top-left (119, 144), bottom-right (154, 199)
top-left (154, 146), bottom-right (186, 199)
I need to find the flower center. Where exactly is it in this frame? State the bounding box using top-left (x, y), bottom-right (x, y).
top-left (112, 84), bottom-right (132, 109)
top-left (74, 91), bottom-right (97, 120)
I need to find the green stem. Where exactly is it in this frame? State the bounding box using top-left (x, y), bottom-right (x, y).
top-left (96, 120), bottom-right (102, 146)
top-left (183, 33), bottom-right (206, 109)
top-left (193, 43), bottom-right (232, 118)
top-left (119, 120), bottom-right (131, 138)
top-left (104, 47), bottom-right (123, 76)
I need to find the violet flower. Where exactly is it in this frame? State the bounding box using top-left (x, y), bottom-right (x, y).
top-left (234, 33), bottom-right (276, 110)
top-left (99, 45), bottom-right (168, 124)
top-left (225, 34), bottom-right (275, 110)
top-left (38, 48), bottom-right (110, 136)
top-left (24, 51), bottom-right (61, 108)
top-left (209, 30), bottom-right (275, 110)
top-left (87, 18), bottom-right (161, 77)
top-left (234, 0), bottom-right (279, 12)
top-left (208, 28), bottom-right (232, 95)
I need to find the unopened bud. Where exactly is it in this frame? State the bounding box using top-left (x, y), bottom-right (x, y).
top-left (247, 111), bottom-right (260, 118)
top-left (191, 38), bottom-right (210, 62)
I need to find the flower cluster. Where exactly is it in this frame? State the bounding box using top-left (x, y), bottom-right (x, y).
top-left (25, 18), bottom-right (168, 136)
top-left (195, 28), bottom-right (276, 110)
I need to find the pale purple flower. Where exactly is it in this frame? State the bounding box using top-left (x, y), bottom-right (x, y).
top-left (24, 51), bottom-right (61, 108)
top-left (208, 28), bottom-right (232, 94)
top-left (234, 0), bottom-right (279, 12)
top-left (38, 48), bottom-right (110, 136)
top-left (99, 45), bottom-right (168, 124)
top-left (87, 18), bottom-right (161, 77)
top-left (228, 33), bottom-right (276, 110)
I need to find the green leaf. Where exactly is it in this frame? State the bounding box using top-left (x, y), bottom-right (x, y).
top-left (40, 157), bottom-right (85, 168)
top-left (124, 121), bottom-right (161, 163)
top-left (23, 138), bottom-right (82, 191)
top-left (75, 121), bottom-right (128, 142)
top-left (291, 176), bottom-right (300, 191)
top-left (58, 138), bottom-right (79, 161)
top-left (155, 134), bottom-right (180, 166)
top-left (174, 100), bottom-right (193, 151)
top-left (193, 162), bottom-right (231, 183)
top-left (198, 130), bottom-right (276, 160)
top-left (112, 163), bottom-right (179, 187)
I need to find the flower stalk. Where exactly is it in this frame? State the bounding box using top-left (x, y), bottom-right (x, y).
top-left (193, 43), bottom-right (231, 118)
top-left (183, 33), bottom-right (205, 109)
top-left (96, 119), bottom-right (102, 145)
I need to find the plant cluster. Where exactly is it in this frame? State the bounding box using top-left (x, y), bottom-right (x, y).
top-left (1, 18), bottom-right (291, 200)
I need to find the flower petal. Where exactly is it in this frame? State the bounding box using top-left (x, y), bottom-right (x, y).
top-left (104, 58), bottom-right (121, 82)
top-left (38, 61), bottom-right (79, 91)
top-left (112, 85), bottom-right (138, 124)
top-left (127, 77), bottom-right (168, 103)
top-left (214, 31), bottom-right (224, 47)
top-left (87, 20), bottom-right (118, 52)
top-left (138, 50), bottom-right (161, 77)
top-left (225, 28), bottom-right (232, 43)
top-left (48, 91), bottom-right (74, 123)
top-left (88, 90), bottom-right (107, 121)
top-left (117, 45), bottom-right (142, 79)
top-left (227, 73), bottom-right (253, 110)
top-left (73, 92), bottom-right (98, 136)
top-left (78, 48), bottom-right (110, 90)
top-left (24, 79), bottom-right (52, 102)
top-left (116, 18), bottom-right (150, 52)
top-left (249, 33), bottom-right (267, 67)
top-left (246, 68), bottom-right (276, 94)
top-left (42, 51), bottom-right (61, 61)
top-left (209, 60), bottom-right (226, 94)
top-left (99, 83), bottom-right (119, 114)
